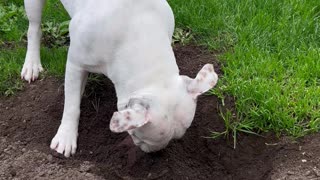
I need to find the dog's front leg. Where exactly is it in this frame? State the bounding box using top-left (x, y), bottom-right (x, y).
top-left (50, 60), bottom-right (88, 157)
top-left (21, 0), bottom-right (46, 82)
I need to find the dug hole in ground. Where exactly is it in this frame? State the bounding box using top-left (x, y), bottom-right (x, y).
top-left (0, 45), bottom-right (320, 180)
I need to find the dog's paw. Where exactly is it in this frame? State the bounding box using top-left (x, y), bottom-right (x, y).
top-left (50, 125), bottom-right (78, 157)
top-left (21, 61), bottom-right (43, 83)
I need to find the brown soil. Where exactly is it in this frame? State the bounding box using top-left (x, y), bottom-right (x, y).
top-left (1, 45), bottom-right (320, 180)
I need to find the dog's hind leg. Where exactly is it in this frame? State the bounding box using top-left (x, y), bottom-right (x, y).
top-left (21, 0), bottom-right (46, 82)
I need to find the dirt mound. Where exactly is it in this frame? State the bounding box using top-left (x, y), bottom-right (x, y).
top-left (1, 45), bottom-right (320, 180)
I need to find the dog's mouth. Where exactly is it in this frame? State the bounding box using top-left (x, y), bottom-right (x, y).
top-left (130, 133), bottom-right (169, 153)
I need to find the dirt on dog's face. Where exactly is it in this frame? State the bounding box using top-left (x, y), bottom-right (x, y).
top-left (109, 64), bottom-right (218, 152)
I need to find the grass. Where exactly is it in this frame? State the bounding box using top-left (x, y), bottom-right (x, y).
top-left (209, 109), bottom-right (261, 148)
top-left (169, 0), bottom-right (320, 137)
top-left (0, 0), bottom-right (319, 139)
top-left (0, 1), bottom-right (68, 95)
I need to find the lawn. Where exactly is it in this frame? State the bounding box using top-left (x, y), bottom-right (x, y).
top-left (0, 0), bottom-right (319, 137)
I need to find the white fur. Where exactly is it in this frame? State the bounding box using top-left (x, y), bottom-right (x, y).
top-left (22, 0), bottom-right (218, 157)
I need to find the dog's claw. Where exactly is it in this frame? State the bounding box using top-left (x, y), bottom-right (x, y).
top-left (50, 124), bottom-right (78, 158)
top-left (21, 61), bottom-right (43, 82)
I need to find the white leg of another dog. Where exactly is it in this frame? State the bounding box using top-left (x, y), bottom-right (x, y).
top-left (50, 60), bottom-right (88, 157)
top-left (21, 0), bottom-right (46, 82)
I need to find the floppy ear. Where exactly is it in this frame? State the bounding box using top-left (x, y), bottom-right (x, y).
top-left (185, 64), bottom-right (218, 98)
top-left (110, 98), bottom-right (150, 133)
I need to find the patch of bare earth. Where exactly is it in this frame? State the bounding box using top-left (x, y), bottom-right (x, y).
top-left (0, 45), bottom-right (319, 180)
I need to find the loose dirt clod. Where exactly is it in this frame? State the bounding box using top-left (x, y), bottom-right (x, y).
top-left (313, 167), bottom-right (320, 177)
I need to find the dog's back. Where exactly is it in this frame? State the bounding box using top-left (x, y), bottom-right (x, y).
top-left (67, 0), bottom-right (176, 78)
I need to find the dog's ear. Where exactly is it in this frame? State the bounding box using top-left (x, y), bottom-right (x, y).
top-left (110, 98), bottom-right (150, 133)
top-left (184, 64), bottom-right (218, 98)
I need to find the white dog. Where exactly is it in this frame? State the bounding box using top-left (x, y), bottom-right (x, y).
top-left (22, 0), bottom-right (218, 157)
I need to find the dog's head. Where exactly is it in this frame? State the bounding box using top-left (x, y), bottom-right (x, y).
top-left (109, 64), bottom-right (218, 152)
